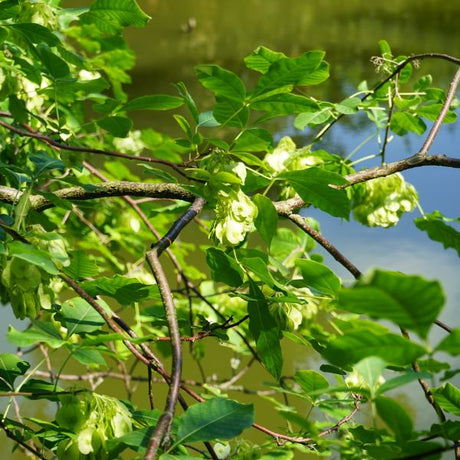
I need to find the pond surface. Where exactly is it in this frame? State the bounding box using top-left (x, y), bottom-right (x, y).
top-left (124, 2), bottom-right (460, 456)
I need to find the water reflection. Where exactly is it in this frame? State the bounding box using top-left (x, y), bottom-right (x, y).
top-left (2, 1), bottom-right (459, 457)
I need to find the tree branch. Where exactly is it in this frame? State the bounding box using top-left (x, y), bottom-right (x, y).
top-left (145, 197), bottom-right (206, 459)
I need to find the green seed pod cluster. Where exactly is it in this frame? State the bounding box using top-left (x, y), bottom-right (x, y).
top-left (1, 257), bottom-right (42, 319)
top-left (56, 393), bottom-right (133, 459)
top-left (352, 173), bottom-right (418, 227)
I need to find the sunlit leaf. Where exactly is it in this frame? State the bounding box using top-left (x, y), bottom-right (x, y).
top-left (253, 51), bottom-right (327, 96)
top-left (176, 398), bottom-right (254, 443)
top-left (248, 280), bottom-right (283, 380)
top-left (9, 23), bottom-right (60, 46)
top-left (280, 167), bottom-right (350, 219)
top-left (97, 116), bottom-right (132, 137)
top-left (253, 194), bottom-right (278, 247)
top-left (296, 259), bottom-right (340, 296)
top-left (206, 248), bottom-right (244, 287)
top-left (391, 111), bottom-right (426, 135)
top-left (431, 383), bottom-right (460, 416)
top-left (294, 370), bottom-right (329, 401)
top-left (60, 297), bottom-right (106, 336)
top-left (323, 330), bottom-right (426, 367)
top-left (196, 65), bottom-right (246, 101)
top-left (80, 0), bottom-right (150, 34)
top-left (122, 95), bottom-right (184, 111)
top-left (232, 128), bottom-right (273, 152)
top-left (7, 322), bottom-right (65, 349)
top-left (0, 353), bottom-right (29, 388)
top-left (8, 241), bottom-right (58, 275)
top-left (244, 46), bottom-right (286, 74)
top-left (81, 275), bottom-right (160, 305)
top-left (415, 212), bottom-right (460, 257)
top-left (64, 250), bottom-right (100, 279)
top-left (338, 270), bottom-right (444, 338)
top-left (375, 396), bottom-right (413, 442)
top-left (435, 329), bottom-right (460, 356)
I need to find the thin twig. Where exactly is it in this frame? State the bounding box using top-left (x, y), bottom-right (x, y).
top-left (285, 213), bottom-right (362, 279)
top-left (0, 114), bottom-right (189, 178)
top-left (0, 418), bottom-right (48, 460)
top-left (418, 66), bottom-right (460, 157)
top-left (315, 52), bottom-right (460, 141)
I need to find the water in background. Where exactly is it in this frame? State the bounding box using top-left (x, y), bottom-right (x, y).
top-left (2, 1), bottom-right (459, 457)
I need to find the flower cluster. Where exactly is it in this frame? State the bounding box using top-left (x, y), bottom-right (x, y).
top-left (214, 189), bottom-right (258, 246)
top-left (264, 136), bottom-right (322, 175)
top-left (352, 173), bottom-right (418, 227)
top-left (56, 393), bottom-right (132, 458)
top-left (211, 161), bottom-right (258, 246)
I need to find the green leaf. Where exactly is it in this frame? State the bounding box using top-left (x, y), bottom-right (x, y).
top-left (114, 426), bottom-right (155, 450)
top-left (241, 257), bottom-right (275, 288)
top-left (8, 95), bottom-right (28, 124)
top-left (0, 353), bottom-right (30, 388)
top-left (196, 65), bottom-right (246, 101)
top-left (251, 93), bottom-right (319, 121)
top-left (431, 383), bottom-right (460, 416)
top-left (64, 250), bottom-right (100, 279)
top-left (335, 97), bottom-right (361, 115)
top-left (122, 95), bottom-right (184, 111)
top-left (0, 0), bottom-right (19, 20)
top-left (376, 371), bottom-right (431, 396)
top-left (430, 420), bottom-right (460, 441)
top-left (60, 297), bottom-right (106, 336)
top-left (244, 46), bottom-right (286, 74)
top-left (233, 129), bottom-right (273, 152)
top-left (213, 99), bottom-right (249, 128)
top-left (338, 270), bottom-right (444, 339)
top-left (294, 370), bottom-right (329, 401)
top-left (415, 212), bottom-right (460, 257)
top-left (174, 81), bottom-right (199, 123)
top-left (97, 116), bottom-right (132, 137)
top-left (253, 194), bottom-right (278, 247)
top-left (8, 241), bottom-right (58, 275)
top-left (81, 275), bottom-right (160, 305)
top-left (297, 60), bottom-right (329, 86)
top-left (71, 348), bottom-right (107, 367)
top-left (294, 108), bottom-right (333, 129)
top-left (7, 323), bottom-right (65, 349)
top-left (176, 398), bottom-right (254, 444)
top-left (323, 330), bottom-right (426, 367)
top-left (253, 51), bottom-right (327, 96)
top-left (375, 396), bottom-right (413, 442)
top-left (296, 259), bottom-right (340, 296)
top-left (354, 357), bottom-right (387, 393)
top-left (19, 378), bottom-right (64, 400)
top-left (247, 280), bottom-right (283, 380)
top-left (206, 248), bottom-right (244, 287)
top-left (416, 104), bottom-right (457, 123)
top-left (391, 111), bottom-right (426, 135)
top-left (9, 23), bottom-right (60, 46)
top-left (29, 151), bottom-right (64, 177)
top-left (378, 40), bottom-right (393, 58)
top-left (280, 167), bottom-right (350, 219)
top-left (80, 0), bottom-right (150, 34)
top-left (198, 111), bottom-right (220, 127)
top-left (36, 43), bottom-right (70, 79)
top-left (435, 329), bottom-right (460, 356)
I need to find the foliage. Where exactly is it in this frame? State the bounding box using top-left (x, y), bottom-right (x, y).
top-left (0, 1), bottom-right (459, 459)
